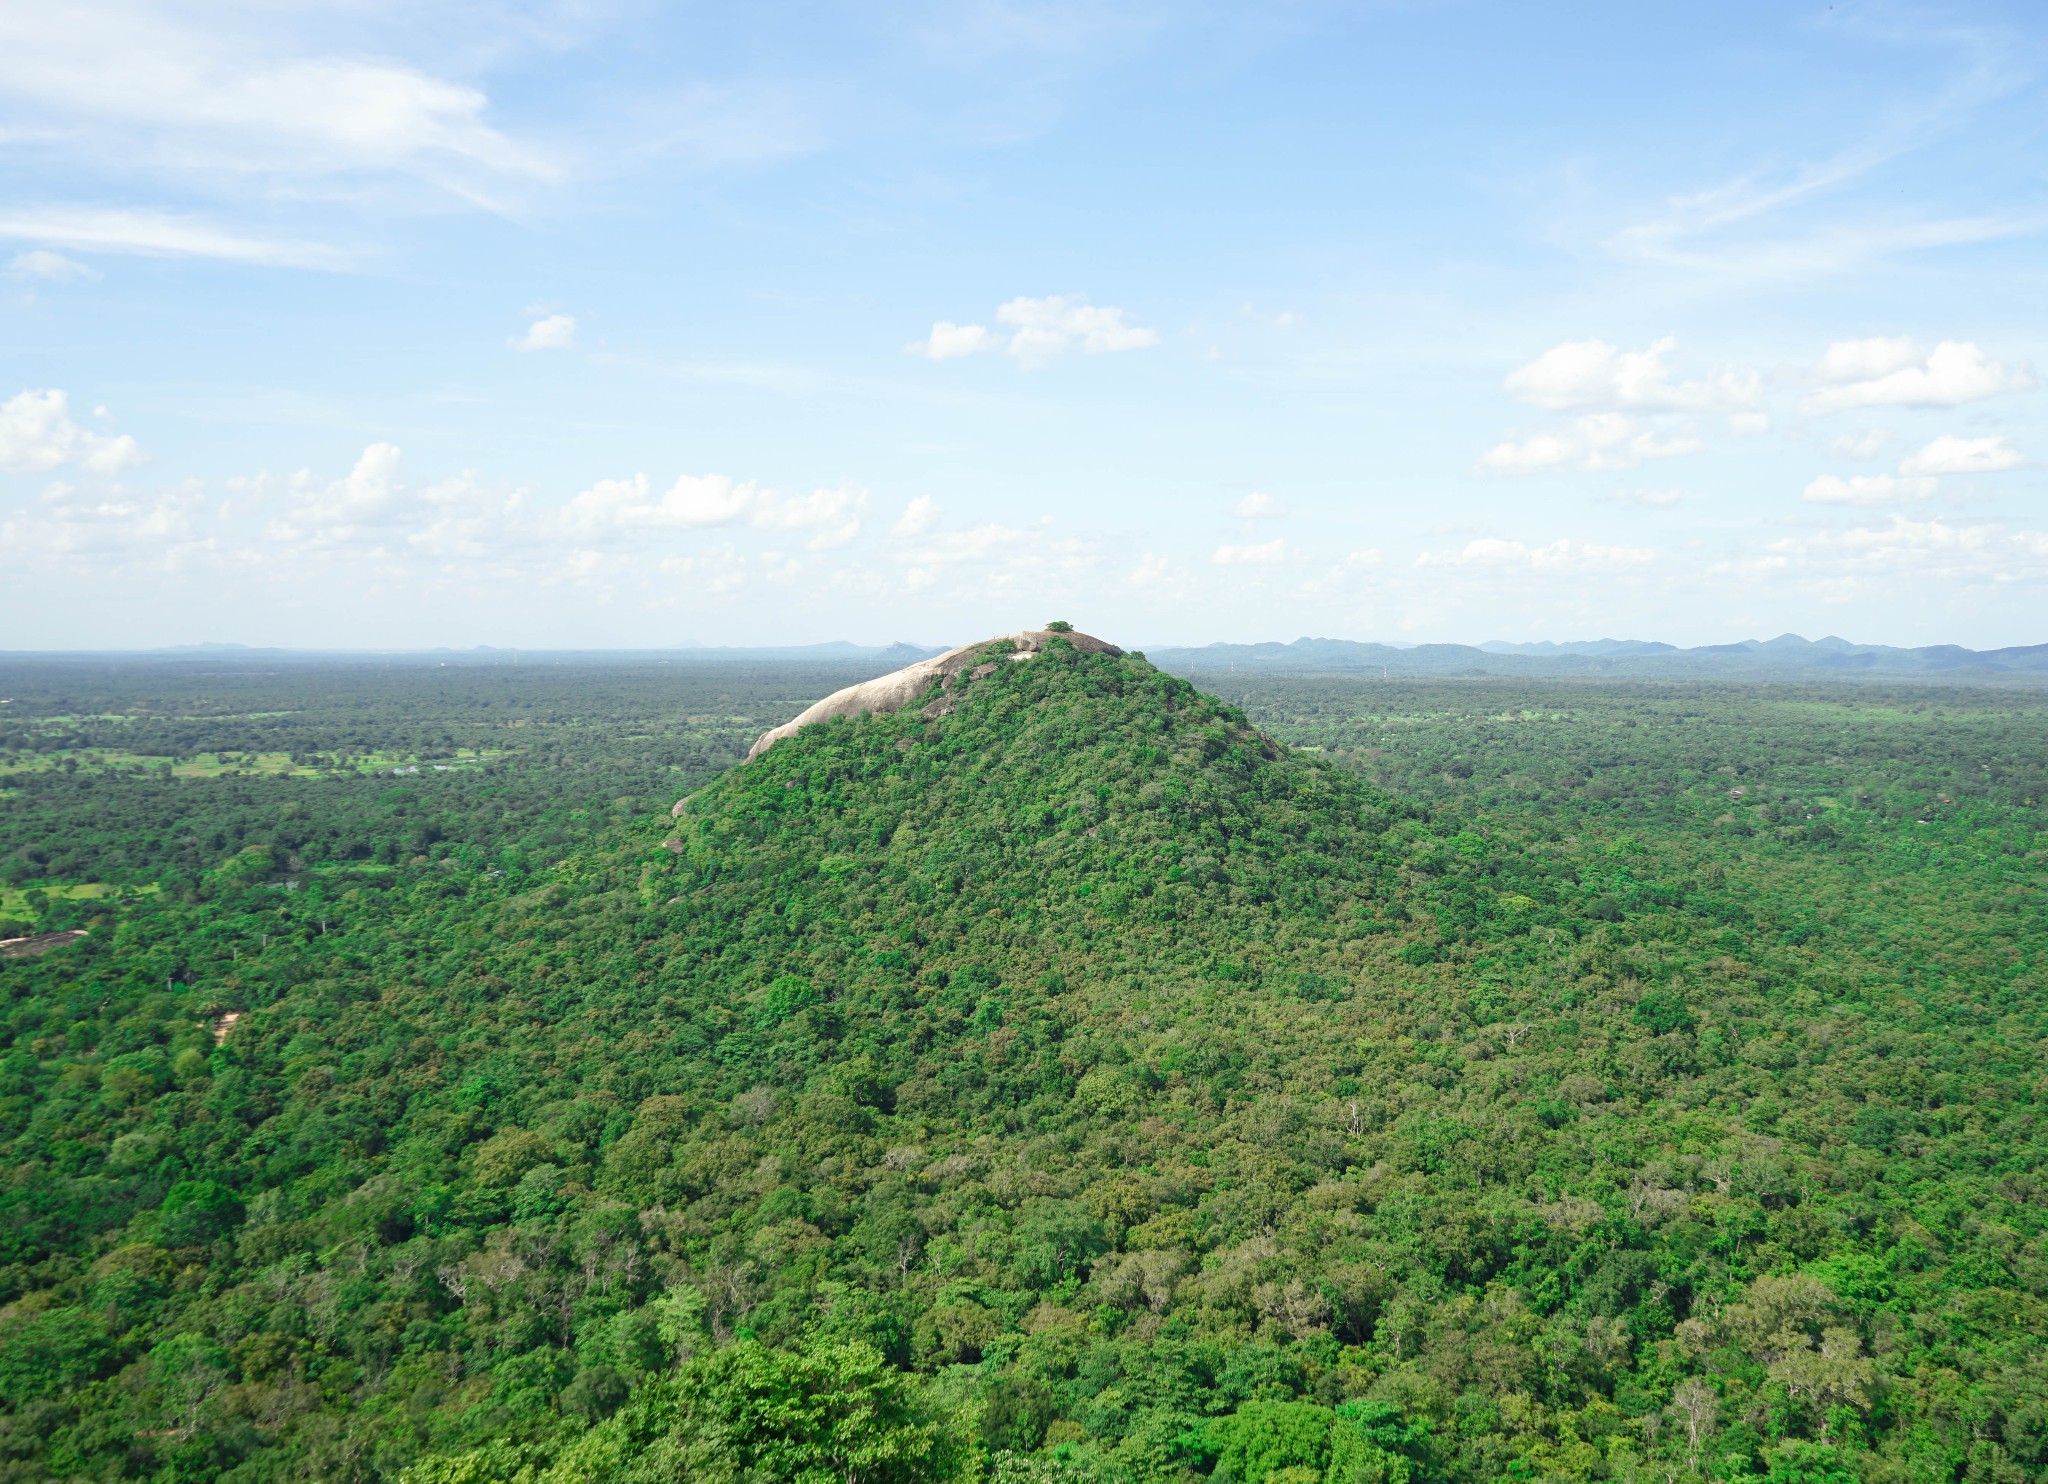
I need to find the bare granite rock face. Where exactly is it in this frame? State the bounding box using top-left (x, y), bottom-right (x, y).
top-left (671, 628), bottom-right (1122, 817)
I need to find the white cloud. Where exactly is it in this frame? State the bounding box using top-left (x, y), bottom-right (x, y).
top-left (0, 478), bottom-right (207, 560)
top-left (881, 514), bottom-right (1099, 596)
top-left (892, 495), bottom-right (940, 537)
top-left (911, 296), bottom-right (1156, 367)
top-left (1479, 413), bottom-right (1700, 474)
top-left (1829, 428), bottom-right (1892, 460)
top-left (1801, 339), bottom-right (2031, 415)
top-left (1212, 538), bottom-right (1288, 565)
top-left (511, 313), bottom-right (576, 352)
top-left (0, 207), bottom-right (348, 269)
top-left (1415, 537), bottom-right (1654, 572)
top-left (7, 248), bottom-right (98, 281)
top-left (264, 442), bottom-right (406, 545)
top-left (1129, 552), bottom-right (1173, 587)
top-left (0, 388), bottom-right (143, 475)
top-left (749, 485), bottom-right (866, 550)
top-left (1898, 434), bottom-right (2023, 476)
top-left (557, 473), bottom-right (754, 534)
top-left (1801, 473), bottom-right (1938, 507)
top-left (406, 470), bottom-right (527, 561)
top-left (1725, 515), bottom-right (2048, 588)
top-left (1233, 490), bottom-right (1285, 519)
top-left (554, 472), bottom-right (866, 551)
top-left (905, 321), bottom-right (999, 360)
top-left (1833, 515), bottom-right (1987, 565)
top-left (0, 4), bottom-right (557, 203)
top-left (1504, 336), bottom-right (1760, 412)
top-left (657, 544), bottom-right (749, 595)
top-left (1612, 487), bottom-right (1682, 508)
top-left (999, 295), bottom-right (1157, 365)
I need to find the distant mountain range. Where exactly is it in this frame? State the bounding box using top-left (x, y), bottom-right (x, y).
top-left (7, 634), bottom-right (2043, 681)
top-left (1144, 633), bottom-right (2048, 680)
top-left (0, 641), bottom-right (946, 667)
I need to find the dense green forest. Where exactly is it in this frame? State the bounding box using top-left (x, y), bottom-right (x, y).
top-left (1, 644), bottom-right (2043, 1483)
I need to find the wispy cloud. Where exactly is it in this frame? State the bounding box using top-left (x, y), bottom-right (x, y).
top-left (1601, 20), bottom-right (2037, 280)
top-left (6, 248), bottom-right (98, 281)
top-left (0, 208), bottom-right (351, 269)
top-left (0, 2), bottom-right (559, 207)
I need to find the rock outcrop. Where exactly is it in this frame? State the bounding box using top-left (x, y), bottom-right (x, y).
top-left (671, 629), bottom-right (1122, 817)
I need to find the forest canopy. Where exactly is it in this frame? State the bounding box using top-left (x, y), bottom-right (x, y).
top-left (0, 643), bottom-right (2042, 1483)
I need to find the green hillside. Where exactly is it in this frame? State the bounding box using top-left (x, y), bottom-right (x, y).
top-left (2, 637), bottom-right (2044, 1483)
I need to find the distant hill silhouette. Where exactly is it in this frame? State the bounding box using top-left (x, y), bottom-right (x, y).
top-left (1147, 632), bottom-right (2048, 680)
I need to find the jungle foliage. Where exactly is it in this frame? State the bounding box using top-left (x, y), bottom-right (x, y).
top-left (0, 644), bottom-right (2042, 1484)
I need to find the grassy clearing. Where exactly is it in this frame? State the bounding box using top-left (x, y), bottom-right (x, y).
top-left (0, 881), bottom-right (160, 921)
top-left (0, 747), bottom-right (509, 779)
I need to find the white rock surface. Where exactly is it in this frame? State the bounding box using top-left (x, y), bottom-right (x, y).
top-left (745, 627), bottom-right (1122, 760)
top-left (669, 629), bottom-right (1123, 817)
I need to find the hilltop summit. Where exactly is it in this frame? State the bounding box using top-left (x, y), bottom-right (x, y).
top-left (737, 626), bottom-right (1124, 763)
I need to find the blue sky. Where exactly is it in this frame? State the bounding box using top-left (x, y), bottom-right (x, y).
top-left (1, 0), bottom-right (2043, 649)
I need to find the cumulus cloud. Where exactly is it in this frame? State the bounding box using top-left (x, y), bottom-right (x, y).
top-left (1726, 515), bottom-right (2048, 588)
top-left (264, 442), bottom-right (406, 546)
top-left (1829, 427), bottom-right (1891, 460)
top-left (1612, 487), bottom-right (1682, 508)
top-left (749, 485), bottom-right (866, 550)
top-left (892, 495), bottom-right (940, 536)
top-left (1415, 537), bottom-right (1654, 572)
top-left (7, 248), bottom-right (98, 281)
top-left (1129, 552), bottom-right (1174, 587)
top-left (1233, 490), bottom-right (1285, 518)
top-left (1898, 434), bottom-right (2023, 476)
top-left (656, 544), bottom-right (749, 595)
top-left (1479, 414), bottom-right (1700, 474)
top-left (554, 472), bottom-right (866, 552)
top-left (904, 321), bottom-right (999, 360)
top-left (882, 512), bottom-right (1099, 596)
top-left (1801, 473), bottom-right (1938, 507)
top-left (1212, 538), bottom-right (1288, 565)
top-left (999, 296), bottom-right (1157, 364)
top-left (405, 470), bottom-right (528, 561)
top-left (0, 388), bottom-right (143, 475)
top-left (1504, 336), bottom-right (1760, 412)
top-left (0, 478), bottom-right (207, 560)
top-left (907, 295), bottom-right (1157, 367)
top-left (511, 313), bottom-right (576, 352)
top-left (1801, 339), bottom-right (2031, 415)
